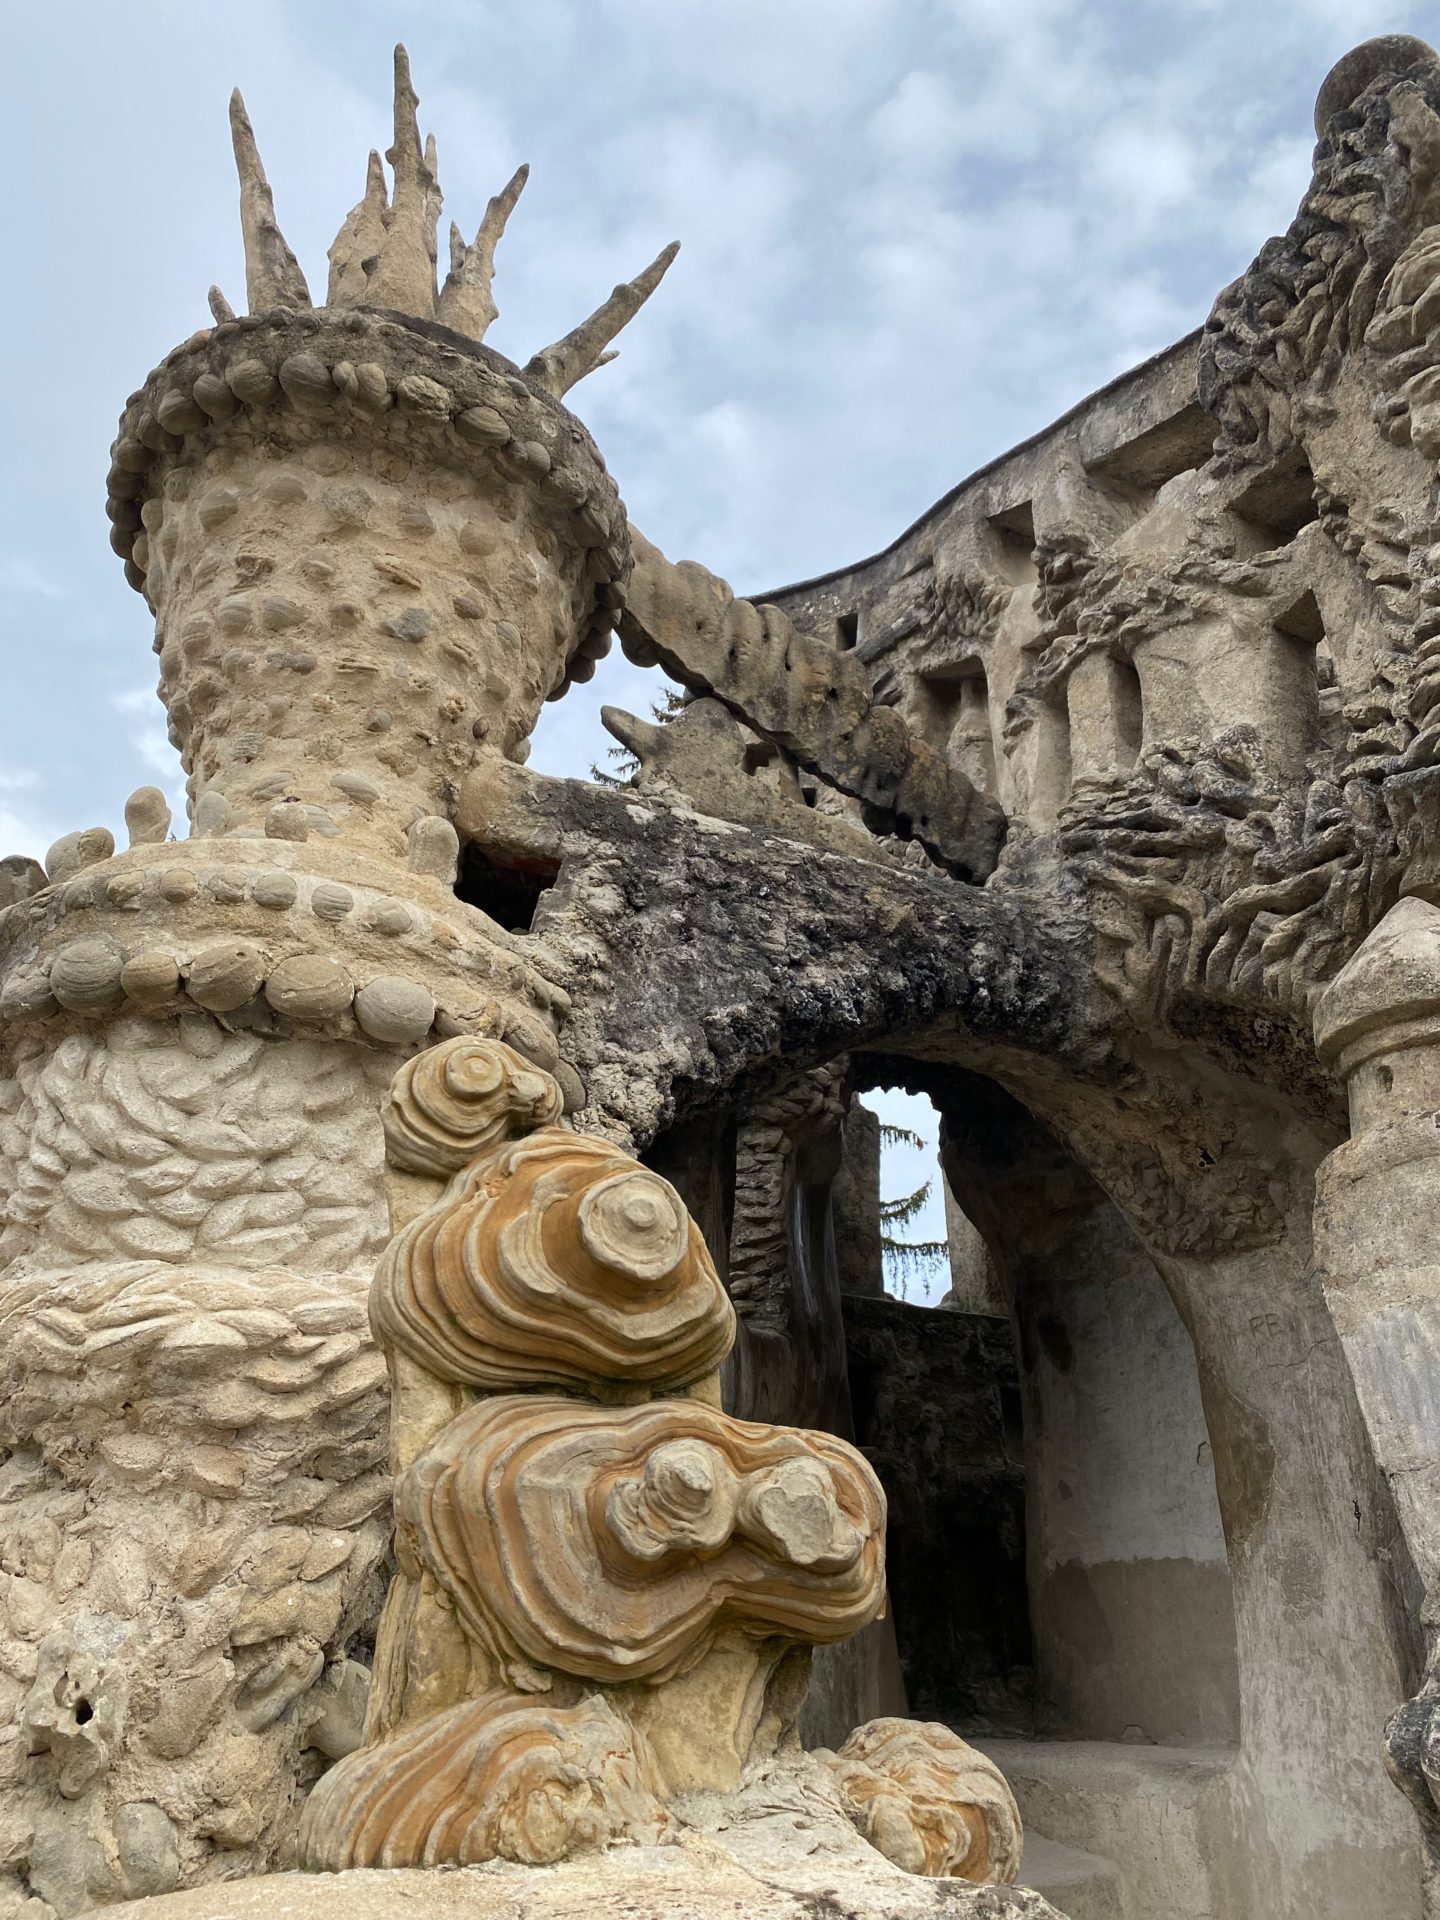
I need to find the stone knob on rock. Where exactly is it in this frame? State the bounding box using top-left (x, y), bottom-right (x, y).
top-left (45, 827), bottom-right (116, 883)
top-left (125, 786), bottom-right (173, 846)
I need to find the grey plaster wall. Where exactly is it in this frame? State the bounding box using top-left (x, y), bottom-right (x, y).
top-left (1020, 1203), bottom-right (1240, 1747)
top-left (943, 1183), bottom-right (1004, 1315)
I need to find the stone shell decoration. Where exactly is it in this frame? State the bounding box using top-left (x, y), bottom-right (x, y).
top-left (823, 1718), bottom-right (1023, 1883)
top-left (297, 1690), bottom-right (671, 1871)
top-left (104, 44), bottom-right (677, 800)
top-left (397, 1395), bottom-right (887, 1685)
top-left (381, 1035), bottom-right (565, 1176)
top-left (371, 1130), bottom-right (735, 1391)
top-left (300, 1031), bottom-right (1009, 1888)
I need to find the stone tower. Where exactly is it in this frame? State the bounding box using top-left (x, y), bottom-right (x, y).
top-left (0, 47), bottom-right (678, 1911)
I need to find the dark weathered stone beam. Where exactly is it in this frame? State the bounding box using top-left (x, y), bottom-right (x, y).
top-left (617, 531), bottom-right (1007, 882)
top-left (457, 757), bottom-right (1101, 1143)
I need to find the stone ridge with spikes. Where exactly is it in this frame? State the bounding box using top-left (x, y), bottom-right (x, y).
top-left (221, 44), bottom-right (678, 393)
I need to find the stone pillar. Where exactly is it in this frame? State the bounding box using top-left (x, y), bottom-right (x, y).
top-left (0, 835), bottom-right (569, 1917)
top-left (723, 1069), bottom-right (854, 1436)
top-left (946, 677), bottom-right (998, 797)
top-left (1314, 896), bottom-right (1440, 1888)
top-left (1147, 1227), bottom-right (1421, 1919)
top-left (1064, 650), bottom-right (1140, 797)
top-left (833, 1099), bottom-right (884, 1301)
top-left (1314, 896), bottom-right (1440, 1593)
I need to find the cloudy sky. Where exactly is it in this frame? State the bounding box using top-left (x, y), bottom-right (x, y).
top-left (1, 0), bottom-right (1426, 1291)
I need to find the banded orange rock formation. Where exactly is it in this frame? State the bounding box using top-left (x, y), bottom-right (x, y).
top-left (299, 1034), bottom-right (1019, 1886)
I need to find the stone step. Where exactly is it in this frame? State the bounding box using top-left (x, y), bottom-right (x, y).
top-left (1020, 1832), bottom-right (1126, 1920)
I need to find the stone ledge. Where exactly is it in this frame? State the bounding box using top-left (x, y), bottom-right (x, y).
top-left (87, 1852), bottom-right (1066, 1920)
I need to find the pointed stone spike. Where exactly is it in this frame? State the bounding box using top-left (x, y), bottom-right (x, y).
top-left (208, 286), bottom-right (236, 324)
top-left (524, 240), bottom-right (680, 397)
top-left (423, 131), bottom-right (443, 282)
top-left (437, 161), bottom-right (529, 342)
top-left (229, 89), bottom-right (312, 313)
top-left (365, 46), bottom-right (438, 318)
top-left (328, 149), bottom-right (391, 307)
top-left (600, 704), bottom-right (664, 765)
top-left (477, 164), bottom-right (529, 261)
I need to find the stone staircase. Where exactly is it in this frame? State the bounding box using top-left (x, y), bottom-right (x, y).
top-left (977, 1737), bottom-right (1238, 1920)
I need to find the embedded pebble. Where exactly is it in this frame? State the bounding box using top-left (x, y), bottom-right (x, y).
top-left (157, 387), bottom-right (206, 435)
top-left (311, 883), bottom-right (354, 921)
top-left (187, 941), bottom-right (266, 1012)
top-left (193, 372), bottom-right (240, 420)
top-left (278, 352), bottom-right (334, 410)
top-left (365, 900), bottom-right (412, 936)
top-left (455, 406), bottom-right (511, 447)
top-left (159, 867), bottom-right (199, 902)
top-left (121, 950), bottom-right (183, 1007)
top-left (264, 954), bottom-right (354, 1020)
top-left (198, 489), bottom-right (240, 530)
top-left (322, 486), bottom-right (373, 529)
top-left (406, 816), bottom-right (459, 884)
top-left (0, 968), bottom-right (59, 1019)
top-left (396, 373), bottom-right (451, 416)
top-left (330, 770), bottom-right (381, 806)
top-left (383, 608), bottom-right (432, 644)
top-left (194, 792), bottom-right (233, 838)
top-left (0, 855), bottom-right (47, 905)
top-left (553, 1060), bottom-right (586, 1113)
top-left (50, 938), bottom-right (126, 1012)
top-left (226, 359), bottom-right (279, 405)
top-left (265, 800), bottom-right (310, 843)
top-left (344, 362), bottom-right (391, 411)
top-left (253, 872), bottom-right (299, 910)
top-left (261, 595), bottom-right (305, 632)
top-left (354, 976), bottom-right (436, 1043)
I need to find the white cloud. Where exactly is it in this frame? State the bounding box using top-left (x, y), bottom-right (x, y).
top-left (0, 800), bottom-right (60, 863)
top-left (0, 556), bottom-right (70, 601)
top-left (869, 71), bottom-right (966, 170)
top-left (111, 688), bottom-right (188, 825)
top-left (1090, 125), bottom-right (1198, 220)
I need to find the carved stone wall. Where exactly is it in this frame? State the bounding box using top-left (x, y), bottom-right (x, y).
top-left (15, 26), bottom-right (1440, 1920)
top-left (0, 1018), bottom-right (395, 1913)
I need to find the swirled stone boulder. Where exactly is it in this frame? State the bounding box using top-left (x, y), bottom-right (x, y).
top-left (824, 1719), bottom-right (1022, 1883)
top-left (381, 1036), bottom-right (564, 1178)
top-left (398, 1395), bottom-right (886, 1685)
top-left (297, 1690), bottom-right (670, 1870)
top-left (371, 1131), bottom-right (735, 1391)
